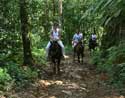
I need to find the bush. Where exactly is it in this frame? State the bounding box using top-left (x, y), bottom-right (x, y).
top-left (0, 68), bottom-right (12, 85)
top-left (6, 62), bottom-right (38, 88)
top-left (91, 42), bottom-right (125, 87)
top-left (0, 68), bottom-right (12, 91)
top-left (32, 48), bottom-right (46, 64)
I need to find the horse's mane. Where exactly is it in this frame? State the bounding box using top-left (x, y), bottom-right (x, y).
top-left (74, 40), bottom-right (84, 63)
top-left (75, 41), bottom-right (84, 51)
top-left (49, 41), bottom-right (62, 58)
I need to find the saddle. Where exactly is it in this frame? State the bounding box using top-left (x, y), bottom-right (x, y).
top-left (74, 41), bottom-right (84, 52)
top-left (75, 41), bottom-right (83, 48)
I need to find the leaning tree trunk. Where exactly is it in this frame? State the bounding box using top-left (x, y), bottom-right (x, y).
top-left (52, 0), bottom-right (55, 20)
top-left (59, 0), bottom-right (62, 28)
top-left (19, 0), bottom-right (33, 66)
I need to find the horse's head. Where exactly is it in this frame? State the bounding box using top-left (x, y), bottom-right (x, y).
top-left (49, 41), bottom-right (62, 58)
top-left (77, 40), bottom-right (83, 46)
top-left (50, 41), bottom-right (59, 49)
top-left (89, 38), bottom-right (98, 51)
top-left (75, 40), bottom-right (84, 51)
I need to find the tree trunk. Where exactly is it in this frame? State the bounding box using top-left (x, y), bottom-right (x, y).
top-left (19, 0), bottom-right (33, 66)
top-left (52, 0), bottom-right (55, 17)
top-left (59, 0), bottom-right (62, 28)
top-left (44, 0), bottom-right (49, 40)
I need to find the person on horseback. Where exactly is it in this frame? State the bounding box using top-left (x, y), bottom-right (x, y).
top-left (72, 29), bottom-right (83, 48)
top-left (91, 32), bottom-right (97, 41)
top-left (72, 29), bottom-right (84, 62)
top-left (89, 32), bottom-right (98, 52)
top-left (46, 23), bottom-right (65, 60)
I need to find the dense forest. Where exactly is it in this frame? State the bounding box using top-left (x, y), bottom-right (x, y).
top-left (0, 0), bottom-right (125, 98)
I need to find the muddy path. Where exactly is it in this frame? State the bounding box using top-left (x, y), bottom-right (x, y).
top-left (6, 49), bottom-right (124, 98)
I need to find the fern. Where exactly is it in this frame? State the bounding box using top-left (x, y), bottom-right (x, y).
top-left (91, 42), bottom-right (125, 87)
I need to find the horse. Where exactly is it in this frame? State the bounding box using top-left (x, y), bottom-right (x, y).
top-left (48, 40), bottom-right (62, 75)
top-left (73, 41), bottom-right (84, 63)
top-left (88, 38), bottom-right (97, 53)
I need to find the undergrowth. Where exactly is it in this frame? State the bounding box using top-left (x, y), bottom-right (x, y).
top-left (91, 42), bottom-right (125, 88)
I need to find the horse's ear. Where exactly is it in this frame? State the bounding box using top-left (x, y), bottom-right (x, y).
top-left (55, 41), bottom-right (58, 44)
top-left (50, 41), bottom-right (53, 44)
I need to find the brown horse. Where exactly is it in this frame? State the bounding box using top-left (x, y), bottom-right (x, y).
top-left (88, 38), bottom-right (98, 53)
top-left (49, 41), bottom-right (62, 75)
top-left (73, 41), bottom-right (84, 63)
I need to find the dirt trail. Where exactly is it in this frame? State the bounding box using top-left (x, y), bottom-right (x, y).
top-left (6, 49), bottom-right (124, 98)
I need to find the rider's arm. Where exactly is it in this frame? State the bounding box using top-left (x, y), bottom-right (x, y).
top-left (50, 31), bottom-right (53, 40)
top-left (73, 34), bottom-right (76, 40)
top-left (80, 33), bottom-right (83, 40)
top-left (58, 31), bottom-right (61, 39)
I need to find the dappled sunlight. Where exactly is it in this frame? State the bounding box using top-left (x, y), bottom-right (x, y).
top-left (64, 55), bottom-right (70, 59)
top-left (38, 80), bottom-right (63, 89)
top-left (48, 96), bottom-right (57, 98)
top-left (37, 78), bottom-right (89, 98)
top-left (38, 79), bottom-right (88, 92)
top-left (103, 95), bottom-right (125, 98)
top-left (39, 80), bottom-right (63, 86)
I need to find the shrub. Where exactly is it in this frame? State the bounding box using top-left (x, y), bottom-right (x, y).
top-left (6, 62), bottom-right (38, 88)
top-left (0, 68), bottom-right (12, 91)
top-left (91, 42), bottom-right (125, 87)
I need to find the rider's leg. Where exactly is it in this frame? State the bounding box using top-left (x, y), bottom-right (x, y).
top-left (57, 40), bottom-right (65, 57)
top-left (45, 41), bottom-right (51, 59)
top-left (73, 46), bottom-right (76, 61)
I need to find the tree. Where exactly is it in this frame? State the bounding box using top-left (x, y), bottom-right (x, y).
top-left (19, 0), bottom-right (33, 65)
top-left (59, 0), bottom-right (62, 28)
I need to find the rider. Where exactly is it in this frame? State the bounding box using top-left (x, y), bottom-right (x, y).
top-left (72, 29), bottom-right (83, 48)
top-left (46, 23), bottom-right (65, 60)
top-left (89, 32), bottom-right (97, 47)
top-left (91, 32), bottom-right (97, 41)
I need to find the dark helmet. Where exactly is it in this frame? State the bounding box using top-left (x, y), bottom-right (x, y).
top-left (53, 22), bottom-right (59, 27)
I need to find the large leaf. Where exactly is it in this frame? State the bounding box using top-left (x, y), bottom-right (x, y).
top-left (101, 0), bottom-right (113, 11)
top-left (113, 9), bottom-right (122, 17)
top-left (104, 16), bottom-right (113, 26)
top-left (93, 0), bottom-right (105, 13)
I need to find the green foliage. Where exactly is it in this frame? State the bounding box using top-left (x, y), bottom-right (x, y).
top-left (0, 68), bottom-right (13, 91)
top-left (0, 0), bottom-right (125, 91)
top-left (65, 45), bottom-right (72, 54)
top-left (91, 43), bottom-right (125, 87)
top-left (111, 63), bottom-right (125, 87)
top-left (7, 63), bottom-right (38, 81)
top-left (0, 68), bottom-right (12, 85)
top-left (0, 61), bottom-right (39, 90)
top-left (84, 0), bottom-right (125, 27)
top-left (32, 47), bottom-right (46, 64)
top-left (2, 62), bottom-right (38, 89)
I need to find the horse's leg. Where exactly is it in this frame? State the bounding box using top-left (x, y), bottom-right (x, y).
top-left (52, 59), bottom-right (56, 74)
top-left (57, 59), bottom-right (61, 75)
top-left (77, 53), bottom-right (80, 63)
top-left (81, 49), bottom-right (84, 63)
top-left (73, 48), bottom-right (75, 61)
top-left (90, 47), bottom-right (92, 56)
top-left (89, 45), bottom-right (91, 55)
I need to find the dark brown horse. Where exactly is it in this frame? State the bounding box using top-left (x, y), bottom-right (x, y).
top-left (88, 38), bottom-right (97, 53)
top-left (73, 41), bottom-right (84, 63)
top-left (49, 41), bottom-right (62, 75)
